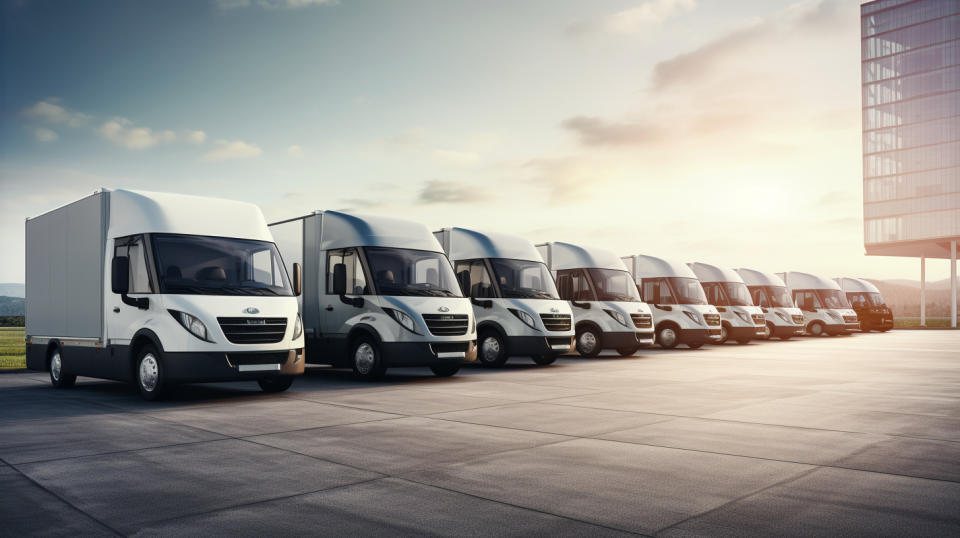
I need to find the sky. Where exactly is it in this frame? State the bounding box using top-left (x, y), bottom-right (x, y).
top-left (0, 0), bottom-right (950, 283)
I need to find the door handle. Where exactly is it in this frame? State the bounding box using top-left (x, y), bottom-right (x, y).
top-left (113, 307), bottom-right (120, 313)
top-left (325, 305), bottom-right (334, 311)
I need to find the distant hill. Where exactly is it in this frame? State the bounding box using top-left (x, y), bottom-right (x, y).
top-left (0, 284), bottom-right (24, 298)
top-left (877, 278), bottom-right (953, 290)
top-left (869, 279), bottom-right (958, 317)
top-left (0, 296), bottom-right (25, 316)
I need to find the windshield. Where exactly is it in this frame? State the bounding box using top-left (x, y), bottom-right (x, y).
top-left (365, 247), bottom-right (462, 297)
top-left (817, 289), bottom-right (851, 309)
top-left (152, 234), bottom-right (292, 296)
top-left (588, 269), bottom-right (642, 302)
top-left (766, 286), bottom-right (795, 307)
top-left (490, 259), bottom-right (560, 299)
top-left (668, 277), bottom-right (708, 305)
top-left (722, 282), bottom-right (754, 306)
top-left (867, 292), bottom-right (885, 306)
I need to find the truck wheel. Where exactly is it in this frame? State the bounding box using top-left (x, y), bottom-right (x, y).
top-left (351, 336), bottom-right (386, 379)
top-left (136, 345), bottom-right (166, 401)
top-left (717, 324), bottom-right (729, 344)
top-left (477, 330), bottom-right (508, 367)
top-left (532, 353), bottom-right (558, 365)
top-left (758, 323), bottom-right (772, 340)
top-left (807, 322), bottom-right (824, 337)
top-left (687, 341), bottom-right (704, 349)
top-left (258, 376), bottom-right (294, 393)
top-left (736, 338), bottom-right (751, 345)
top-left (778, 334), bottom-right (792, 341)
top-left (656, 325), bottom-right (679, 349)
top-left (48, 348), bottom-right (76, 389)
top-left (430, 364), bottom-right (460, 377)
top-left (616, 346), bottom-right (639, 357)
top-left (575, 327), bottom-right (602, 358)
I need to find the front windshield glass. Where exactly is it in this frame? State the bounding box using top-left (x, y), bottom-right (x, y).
top-left (588, 269), bottom-right (642, 302)
top-left (766, 286), bottom-right (795, 307)
top-left (722, 282), bottom-right (754, 306)
top-left (490, 259), bottom-right (560, 299)
top-left (867, 292), bottom-right (885, 306)
top-left (668, 277), bottom-right (708, 305)
top-left (817, 289), bottom-right (851, 309)
top-left (365, 247), bottom-right (462, 297)
top-left (152, 234), bottom-right (292, 296)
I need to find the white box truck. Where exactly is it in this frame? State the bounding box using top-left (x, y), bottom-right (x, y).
top-left (270, 211), bottom-right (477, 379)
top-left (536, 242), bottom-right (654, 357)
top-left (688, 262), bottom-right (766, 345)
top-left (622, 254), bottom-right (722, 349)
top-left (734, 267), bottom-right (806, 340)
top-left (435, 228), bottom-right (574, 367)
top-left (835, 277), bottom-right (894, 332)
top-left (25, 189), bottom-right (305, 400)
top-left (778, 271), bottom-right (859, 336)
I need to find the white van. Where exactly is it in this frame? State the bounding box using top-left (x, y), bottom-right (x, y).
top-left (25, 189), bottom-right (305, 400)
top-left (270, 211), bottom-right (476, 378)
top-left (622, 255), bottom-right (722, 349)
top-left (835, 277), bottom-right (894, 332)
top-left (435, 228), bottom-right (574, 367)
top-left (734, 267), bottom-right (806, 340)
top-left (779, 272), bottom-right (859, 336)
top-left (688, 262), bottom-right (766, 345)
top-left (537, 242), bottom-right (654, 357)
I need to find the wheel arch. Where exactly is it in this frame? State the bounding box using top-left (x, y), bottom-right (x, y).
top-left (575, 320), bottom-right (603, 336)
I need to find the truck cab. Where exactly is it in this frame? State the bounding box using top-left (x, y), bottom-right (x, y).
top-left (734, 267), bottom-right (805, 340)
top-left (537, 242), bottom-right (654, 357)
top-left (435, 228), bottom-right (575, 367)
top-left (688, 262), bottom-right (766, 345)
top-left (270, 211), bottom-right (477, 378)
top-left (835, 277), bottom-right (894, 332)
top-left (622, 254), bottom-right (722, 349)
top-left (779, 272), bottom-right (859, 336)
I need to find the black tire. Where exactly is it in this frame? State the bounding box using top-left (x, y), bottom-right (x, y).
top-left (616, 346), bottom-right (639, 357)
top-left (136, 344), bottom-right (166, 401)
top-left (258, 376), bottom-right (295, 393)
top-left (687, 341), bottom-right (704, 349)
top-left (778, 335), bottom-right (792, 341)
top-left (656, 324), bottom-right (680, 349)
top-left (48, 347), bottom-right (76, 389)
top-left (716, 324), bottom-right (730, 344)
top-left (532, 354), bottom-right (558, 365)
top-left (430, 364), bottom-right (460, 377)
top-left (807, 321), bottom-right (825, 337)
top-left (758, 322), bottom-right (773, 340)
top-left (351, 335), bottom-right (386, 379)
top-left (575, 327), bottom-right (602, 358)
top-left (736, 338), bottom-right (750, 345)
top-left (477, 330), bottom-right (508, 367)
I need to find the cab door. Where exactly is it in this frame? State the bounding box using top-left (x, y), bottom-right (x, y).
top-left (105, 234), bottom-right (158, 379)
top-left (321, 248), bottom-right (371, 343)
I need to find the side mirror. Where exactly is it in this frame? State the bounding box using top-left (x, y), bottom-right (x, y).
top-left (332, 263), bottom-right (347, 296)
top-left (292, 263), bottom-right (302, 297)
top-left (112, 256), bottom-right (130, 294)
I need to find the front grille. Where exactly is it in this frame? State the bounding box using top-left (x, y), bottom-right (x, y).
top-left (540, 314), bottom-right (572, 332)
top-left (217, 317), bottom-right (287, 344)
top-left (704, 313), bottom-right (721, 326)
top-left (422, 314), bottom-right (469, 336)
top-left (792, 314), bottom-right (804, 325)
top-left (631, 313), bottom-right (652, 329)
top-left (227, 351), bottom-right (288, 365)
top-left (844, 315), bottom-right (859, 324)
top-left (751, 314), bottom-right (765, 326)
top-left (431, 342), bottom-right (469, 354)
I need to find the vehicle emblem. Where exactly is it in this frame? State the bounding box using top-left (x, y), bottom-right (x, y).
top-left (438, 306), bottom-right (450, 312)
top-left (550, 307), bottom-right (560, 313)
top-left (244, 307), bottom-right (260, 314)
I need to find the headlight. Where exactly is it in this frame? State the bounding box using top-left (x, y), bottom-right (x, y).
top-left (293, 313), bottom-right (303, 340)
top-left (603, 309), bottom-right (628, 327)
top-left (384, 308), bottom-right (419, 334)
top-left (508, 308), bottom-right (538, 330)
top-left (734, 310), bottom-right (750, 323)
top-left (168, 310), bottom-right (212, 342)
top-left (682, 310), bottom-right (701, 325)
top-left (775, 311), bottom-right (790, 322)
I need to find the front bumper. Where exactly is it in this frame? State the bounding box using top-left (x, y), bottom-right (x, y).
top-left (772, 324), bottom-right (805, 337)
top-left (601, 330), bottom-right (655, 349)
top-left (727, 326), bottom-right (764, 342)
top-left (506, 335), bottom-right (575, 356)
top-left (163, 348), bottom-right (304, 383)
top-left (381, 340), bottom-right (478, 367)
top-left (860, 313), bottom-right (894, 330)
top-left (680, 328), bottom-right (722, 345)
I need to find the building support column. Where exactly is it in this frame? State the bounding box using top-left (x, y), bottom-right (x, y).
top-left (920, 255), bottom-right (926, 327)
top-left (952, 240), bottom-right (957, 329)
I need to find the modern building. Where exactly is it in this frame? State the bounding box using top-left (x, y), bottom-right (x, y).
top-left (861, 0), bottom-right (960, 326)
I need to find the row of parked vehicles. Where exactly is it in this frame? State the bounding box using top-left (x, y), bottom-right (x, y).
top-left (23, 190), bottom-right (894, 399)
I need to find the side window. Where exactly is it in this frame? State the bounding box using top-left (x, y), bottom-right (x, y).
top-left (114, 235), bottom-right (152, 294)
top-left (251, 249), bottom-right (278, 286)
top-left (642, 278), bottom-right (675, 304)
top-left (557, 269), bottom-right (593, 301)
top-left (751, 288), bottom-right (769, 307)
top-left (702, 283), bottom-right (726, 306)
top-left (326, 248), bottom-right (369, 295)
top-left (796, 291), bottom-right (819, 309)
top-left (849, 293), bottom-right (865, 308)
top-left (793, 291), bottom-right (805, 309)
top-left (454, 260), bottom-right (494, 298)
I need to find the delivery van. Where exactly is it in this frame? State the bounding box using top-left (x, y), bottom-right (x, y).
top-left (734, 267), bottom-right (806, 340)
top-left (779, 272), bottom-right (859, 336)
top-left (835, 277), bottom-right (894, 332)
top-left (688, 262), bottom-right (766, 344)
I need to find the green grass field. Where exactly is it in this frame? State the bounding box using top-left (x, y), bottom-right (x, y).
top-left (894, 317), bottom-right (954, 329)
top-left (0, 327), bottom-right (26, 369)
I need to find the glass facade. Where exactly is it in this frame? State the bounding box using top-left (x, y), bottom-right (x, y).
top-left (862, 0), bottom-right (960, 246)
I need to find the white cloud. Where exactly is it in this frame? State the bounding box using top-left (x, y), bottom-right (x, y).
top-left (203, 140), bottom-right (263, 161)
top-left (185, 130), bottom-right (207, 144)
top-left (287, 144), bottom-right (304, 158)
top-left (31, 127), bottom-right (59, 143)
top-left (215, 0), bottom-right (337, 9)
top-left (569, 0), bottom-right (696, 36)
top-left (23, 99), bottom-right (89, 127)
top-left (97, 118), bottom-right (176, 149)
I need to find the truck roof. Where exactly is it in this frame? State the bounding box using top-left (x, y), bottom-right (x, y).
top-left (734, 267), bottom-right (788, 288)
top-left (437, 227), bottom-right (543, 262)
top-left (688, 262), bottom-right (744, 284)
top-left (317, 210), bottom-right (443, 252)
top-left (835, 277), bottom-right (881, 293)
top-left (537, 242), bottom-right (626, 271)
top-left (780, 271), bottom-right (842, 291)
top-left (109, 189), bottom-right (272, 241)
top-left (623, 254), bottom-right (697, 280)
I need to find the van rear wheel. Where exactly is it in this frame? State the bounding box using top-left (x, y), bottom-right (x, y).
top-left (48, 349), bottom-right (76, 389)
top-left (258, 376), bottom-right (295, 393)
top-left (136, 345), bottom-right (166, 401)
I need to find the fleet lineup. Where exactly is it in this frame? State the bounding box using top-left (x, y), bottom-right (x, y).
top-left (23, 190), bottom-right (895, 399)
